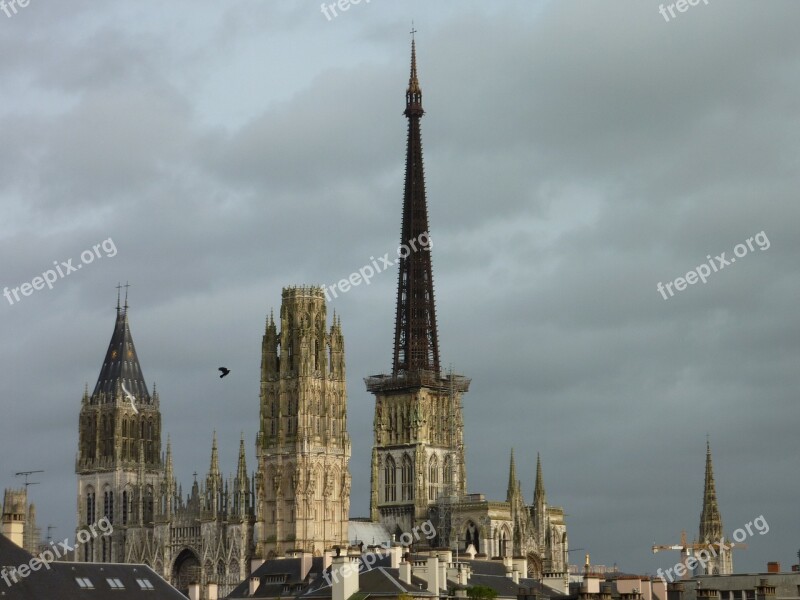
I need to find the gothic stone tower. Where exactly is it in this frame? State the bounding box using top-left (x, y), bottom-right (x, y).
top-left (698, 441), bottom-right (733, 574)
top-left (76, 293), bottom-right (163, 563)
top-left (255, 286), bottom-right (351, 558)
top-left (365, 38), bottom-right (470, 537)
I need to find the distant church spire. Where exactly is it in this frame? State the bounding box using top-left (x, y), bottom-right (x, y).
top-left (506, 448), bottom-right (518, 501)
top-left (209, 431), bottom-right (221, 480)
top-left (699, 440), bottom-right (723, 542)
top-left (392, 34), bottom-right (439, 375)
top-left (534, 453), bottom-right (546, 505)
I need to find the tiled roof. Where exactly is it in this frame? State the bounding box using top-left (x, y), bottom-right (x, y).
top-left (0, 533), bottom-right (185, 599)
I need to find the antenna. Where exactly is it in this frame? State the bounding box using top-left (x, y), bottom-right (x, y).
top-left (15, 470), bottom-right (44, 489)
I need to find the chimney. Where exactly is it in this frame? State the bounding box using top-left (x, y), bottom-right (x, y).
top-left (503, 555), bottom-right (513, 574)
top-left (767, 562), bottom-right (780, 574)
top-left (457, 562), bottom-right (469, 586)
top-left (207, 582), bottom-right (219, 600)
top-left (389, 544), bottom-right (402, 569)
top-left (399, 558), bottom-right (412, 585)
top-left (188, 582), bottom-right (201, 600)
top-left (600, 583), bottom-right (614, 600)
top-left (512, 569), bottom-right (520, 584)
top-left (667, 583), bottom-right (685, 600)
top-left (583, 572), bottom-right (600, 594)
top-left (300, 551), bottom-right (313, 580)
top-left (652, 578), bottom-right (667, 600)
top-left (640, 579), bottom-right (653, 600)
top-left (426, 556), bottom-right (440, 592)
top-left (696, 588), bottom-right (720, 600)
top-left (756, 579), bottom-right (777, 600)
top-left (249, 576), bottom-right (260, 596)
top-left (250, 558), bottom-right (265, 574)
top-left (513, 556), bottom-right (528, 578)
top-left (332, 553), bottom-right (360, 600)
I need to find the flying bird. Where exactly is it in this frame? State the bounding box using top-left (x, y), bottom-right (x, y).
top-left (121, 381), bottom-right (138, 415)
top-left (219, 367), bottom-right (231, 379)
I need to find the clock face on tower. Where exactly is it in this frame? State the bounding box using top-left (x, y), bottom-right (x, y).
top-left (111, 349), bottom-right (118, 359)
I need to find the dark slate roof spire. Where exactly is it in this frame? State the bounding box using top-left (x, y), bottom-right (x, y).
top-left (91, 289), bottom-right (151, 405)
top-left (392, 34), bottom-right (440, 375)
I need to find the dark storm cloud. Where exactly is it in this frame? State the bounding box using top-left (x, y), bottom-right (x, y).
top-left (0, 0), bottom-right (797, 577)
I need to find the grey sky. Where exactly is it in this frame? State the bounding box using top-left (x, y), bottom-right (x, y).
top-left (1, 0), bottom-right (798, 576)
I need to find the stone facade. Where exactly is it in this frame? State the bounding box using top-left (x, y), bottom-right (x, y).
top-left (76, 287), bottom-right (350, 597)
top-left (75, 302), bottom-right (254, 598)
top-left (367, 373), bottom-right (469, 535)
top-left (254, 286), bottom-right (351, 558)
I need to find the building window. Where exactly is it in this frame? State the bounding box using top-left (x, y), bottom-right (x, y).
top-left (103, 489), bottom-right (114, 524)
top-left (443, 455), bottom-right (453, 488)
top-left (122, 491), bottom-right (128, 525)
top-left (401, 454), bottom-right (413, 501)
top-left (86, 490), bottom-right (96, 525)
top-left (384, 456), bottom-right (397, 502)
top-left (106, 577), bottom-right (124, 589)
top-left (428, 455), bottom-right (439, 501)
top-left (75, 577), bottom-right (94, 589)
top-left (144, 486), bottom-right (154, 523)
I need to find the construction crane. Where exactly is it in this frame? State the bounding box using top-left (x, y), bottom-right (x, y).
top-left (652, 530), bottom-right (747, 579)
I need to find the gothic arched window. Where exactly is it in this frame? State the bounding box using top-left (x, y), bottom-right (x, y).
top-left (103, 486), bottom-right (114, 524)
top-left (401, 454), bottom-right (413, 501)
top-left (443, 455), bottom-right (453, 489)
top-left (86, 487), bottom-right (96, 524)
top-left (428, 455), bottom-right (439, 502)
top-left (384, 456), bottom-right (396, 502)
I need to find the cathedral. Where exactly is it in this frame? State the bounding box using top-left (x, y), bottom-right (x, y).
top-left (74, 39), bottom-right (570, 597)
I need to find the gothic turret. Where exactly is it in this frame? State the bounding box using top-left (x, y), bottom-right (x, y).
top-left (255, 286), bottom-right (351, 558)
top-left (76, 291), bottom-right (164, 563)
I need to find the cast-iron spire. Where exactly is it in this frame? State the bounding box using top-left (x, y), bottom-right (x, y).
top-left (392, 34), bottom-right (440, 375)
